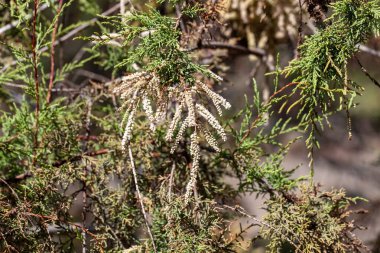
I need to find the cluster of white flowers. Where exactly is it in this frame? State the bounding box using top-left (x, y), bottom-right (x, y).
top-left (185, 90), bottom-right (196, 126)
top-left (121, 105), bottom-right (137, 150)
top-left (197, 81), bottom-right (231, 116)
top-left (113, 70), bottom-right (231, 202)
top-left (184, 131), bottom-right (200, 204)
top-left (170, 117), bottom-right (189, 154)
top-left (200, 126), bottom-right (220, 152)
top-left (195, 103), bottom-right (227, 141)
top-left (113, 72), bottom-right (163, 149)
top-left (142, 93), bottom-right (156, 131)
top-left (165, 102), bottom-right (183, 141)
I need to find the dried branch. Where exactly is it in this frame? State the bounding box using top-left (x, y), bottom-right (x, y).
top-left (127, 145), bottom-right (157, 252)
top-left (23, 212), bottom-right (103, 250)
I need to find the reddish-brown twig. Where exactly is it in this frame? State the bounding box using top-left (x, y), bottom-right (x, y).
top-left (47, 0), bottom-right (64, 104)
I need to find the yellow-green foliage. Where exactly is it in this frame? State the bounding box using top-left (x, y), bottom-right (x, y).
top-left (262, 185), bottom-right (366, 252)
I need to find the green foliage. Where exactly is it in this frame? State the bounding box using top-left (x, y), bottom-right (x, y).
top-left (152, 197), bottom-right (231, 252)
top-left (262, 184), bottom-right (366, 253)
top-left (284, 0), bottom-right (380, 152)
top-left (224, 97), bottom-right (302, 194)
top-left (93, 9), bottom-right (210, 85)
top-left (0, 100), bottom-right (81, 177)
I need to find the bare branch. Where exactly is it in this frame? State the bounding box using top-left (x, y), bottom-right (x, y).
top-left (127, 145), bottom-right (157, 253)
top-left (186, 41), bottom-right (266, 58)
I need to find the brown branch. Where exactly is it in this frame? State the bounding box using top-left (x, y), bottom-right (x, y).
top-left (175, 4), bottom-right (186, 32)
top-left (77, 135), bottom-right (99, 141)
top-left (0, 178), bottom-right (21, 202)
top-left (52, 149), bottom-right (109, 167)
top-left (47, 0), bottom-right (64, 104)
top-left (268, 82), bottom-right (299, 102)
top-left (186, 41), bottom-right (266, 57)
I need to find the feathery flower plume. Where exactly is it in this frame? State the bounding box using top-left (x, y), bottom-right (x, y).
top-left (185, 90), bottom-right (196, 127)
top-left (121, 105), bottom-right (137, 150)
top-left (185, 131), bottom-right (200, 203)
top-left (170, 117), bottom-right (190, 154)
top-left (113, 69), bottom-right (231, 201)
top-left (166, 102), bottom-right (183, 141)
top-left (200, 127), bottom-right (220, 152)
top-left (196, 103), bottom-right (227, 141)
top-left (142, 94), bottom-right (156, 131)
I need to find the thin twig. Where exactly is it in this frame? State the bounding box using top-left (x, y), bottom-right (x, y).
top-left (186, 41), bottom-right (266, 57)
top-left (0, 178), bottom-right (21, 202)
top-left (47, 0), bottom-right (64, 104)
top-left (82, 175), bottom-right (87, 253)
top-left (1, 82), bottom-right (27, 89)
top-left (127, 145), bottom-right (157, 252)
top-left (245, 59), bottom-right (263, 87)
top-left (120, 0), bottom-right (126, 15)
top-left (168, 162), bottom-right (176, 201)
top-left (0, 230), bottom-right (15, 253)
top-left (355, 57), bottom-right (380, 88)
top-left (175, 4), bottom-right (186, 32)
top-left (52, 149), bottom-right (109, 167)
top-left (222, 205), bottom-right (269, 228)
